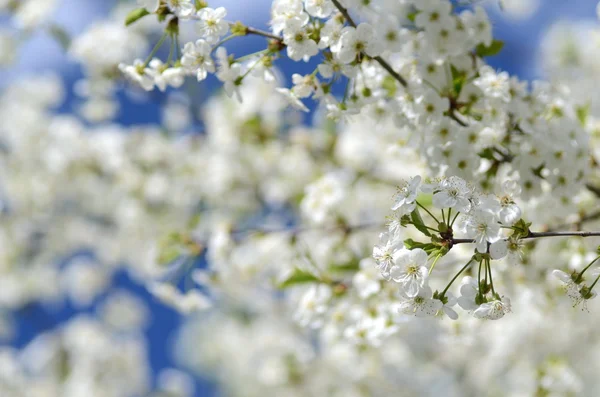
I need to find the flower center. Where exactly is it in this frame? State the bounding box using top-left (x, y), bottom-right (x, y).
top-left (354, 41), bottom-right (365, 52)
top-left (406, 265), bottom-right (419, 275)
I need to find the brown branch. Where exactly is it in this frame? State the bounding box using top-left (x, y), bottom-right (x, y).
top-left (244, 26), bottom-right (283, 42)
top-left (452, 230), bottom-right (600, 246)
top-left (231, 222), bottom-right (383, 240)
top-left (449, 111), bottom-right (467, 127)
top-left (546, 209), bottom-right (600, 232)
top-left (330, 0), bottom-right (408, 87)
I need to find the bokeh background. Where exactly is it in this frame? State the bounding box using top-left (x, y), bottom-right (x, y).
top-left (1, 0), bottom-right (599, 395)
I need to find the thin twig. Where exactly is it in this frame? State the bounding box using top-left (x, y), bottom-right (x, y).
top-left (449, 111), bottom-right (467, 127)
top-left (452, 230), bottom-right (600, 245)
top-left (245, 26), bottom-right (283, 42)
top-left (586, 183), bottom-right (600, 198)
top-left (231, 222), bottom-right (383, 239)
top-left (549, 209), bottom-right (600, 232)
top-left (526, 231), bottom-right (600, 239)
top-left (330, 0), bottom-right (408, 87)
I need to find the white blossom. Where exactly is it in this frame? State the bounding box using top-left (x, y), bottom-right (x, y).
top-left (196, 7), bottom-right (229, 44)
top-left (215, 47), bottom-right (243, 101)
top-left (398, 285), bottom-right (442, 317)
top-left (337, 23), bottom-right (383, 64)
top-left (283, 19), bottom-right (319, 61)
top-left (390, 248), bottom-right (429, 297)
top-left (432, 176), bottom-right (472, 212)
top-left (473, 297), bottom-right (511, 320)
top-left (391, 175), bottom-right (421, 214)
top-left (181, 39), bottom-right (215, 81)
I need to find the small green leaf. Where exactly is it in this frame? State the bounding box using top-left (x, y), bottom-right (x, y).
top-left (187, 213), bottom-right (202, 229)
top-left (125, 8), bottom-right (150, 26)
top-left (410, 208), bottom-right (432, 237)
top-left (48, 24), bottom-right (71, 50)
top-left (156, 231), bottom-right (185, 265)
top-left (329, 259), bottom-right (360, 273)
top-left (576, 104), bottom-right (590, 126)
top-left (382, 75), bottom-right (397, 97)
top-left (531, 163), bottom-right (545, 178)
top-left (475, 40), bottom-right (504, 57)
top-left (403, 239), bottom-right (439, 254)
top-left (157, 246), bottom-right (182, 265)
top-left (512, 218), bottom-right (532, 238)
top-left (278, 268), bottom-right (321, 288)
top-left (403, 238), bottom-right (425, 250)
top-left (406, 11), bottom-right (418, 23)
top-left (450, 64), bottom-right (467, 95)
top-left (478, 147), bottom-right (496, 160)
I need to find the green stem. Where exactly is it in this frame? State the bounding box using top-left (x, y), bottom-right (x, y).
top-left (240, 53), bottom-right (268, 79)
top-left (576, 255), bottom-right (600, 283)
top-left (440, 260), bottom-right (474, 298)
top-left (175, 34), bottom-right (181, 60)
top-left (417, 201), bottom-right (441, 224)
top-left (210, 34), bottom-right (239, 54)
top-left (144, 32), bottom-right (169, 67)
top-left (481, 259), bottom-right (486, 288)
top-left (342, 78), bottom-right (352, 103)
top-left (589, 273), bottom-right (600, 291)
top-left (429, 253), bottom-right (442, 275)
top-left (487, 258), bottom-right (495, 295)
top-left (167, 36), bottom-right (175, 64)
top-left (450, 211), bottom-right (460, 227)
top-left (235, 48), bottom-right (269, 62)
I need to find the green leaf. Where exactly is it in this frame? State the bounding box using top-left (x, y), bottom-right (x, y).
top-left (410, 208), bottom-right (432, 237)
top-left (329, 259), bottom-right (360, 273)
top-left (278, 268), bottom-right (321, 289)
top-left (382, 75), bottom-right (397, 97)
top-left (403, 239), bottom-right (439, 254)
top-left (406, 11), bottom-right (418, 23)
top-left (125, 8), bottom-right (150, 26)
top-left (478, 147), bottom-right (496, 160)
top-left (48, 24), bottom-right (71, 50)
top-left (512, 218), bottom-right (532, 238)
top-left (403, 238), bottom-right (425, 249)
top-left (156, 231), bottom-right (185, 265)
top-left (576, 104), bottom-right (590, 126)
top-left (187, 213), bottom-right (202, 229)
top-left (450, 64), bottom-right (467, 95)
top-left (475, 40), bottom-right (504, 57)
top-left (531, 163), bottom-right (545, 179)
top-left (157, 246), bottom-right (182, 265)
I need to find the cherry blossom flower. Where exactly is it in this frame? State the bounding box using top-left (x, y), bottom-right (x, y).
top-left (181, 39), bottom-right (215, 81)
top-left (390, 248), bottom-right (429, 297)
top-left (196, 7), bottom-right (229, 44)
top-left (398, 285), bottom-right (442, 317)
top-left (337, 23), bottom-right (383, 64)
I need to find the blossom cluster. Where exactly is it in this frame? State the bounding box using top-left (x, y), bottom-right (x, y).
top-left (2, 0), bottom-right (600, 396)
top-left (373, 175), bottom-right (520, 320)
top-left (116, 0), bottom-right (591, 220)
